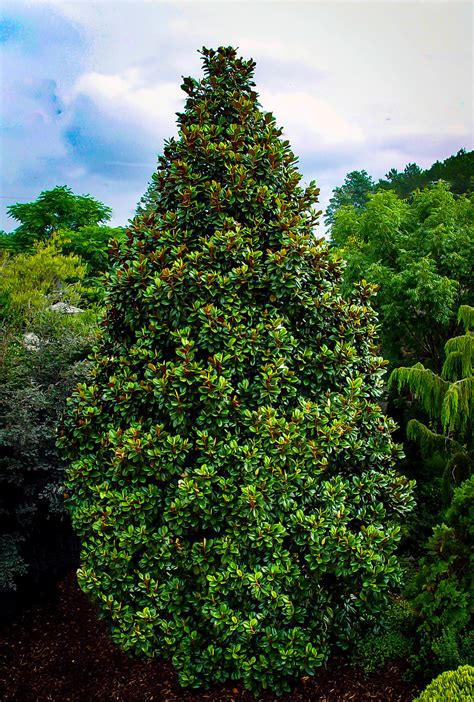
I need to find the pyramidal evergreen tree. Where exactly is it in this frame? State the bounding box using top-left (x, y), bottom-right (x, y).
top-left (59, 47), bottom-right (415, 694)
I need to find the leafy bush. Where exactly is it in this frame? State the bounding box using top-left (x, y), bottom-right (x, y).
top-left (59, 46), bottom-right (415, 695)
top-left (0, 186), bottom-right (122, 305)
top-left (408, 476), bottom-right (473, 678)
top-left (396, 451), bottom-right (445, 558)
top-left (414, 665), bottom-right (474, 701)
top-left (350, 598), bottom-right (415, 674)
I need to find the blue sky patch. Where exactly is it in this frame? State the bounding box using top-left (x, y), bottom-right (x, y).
top-left (0, 16), bottom-right (22, 43)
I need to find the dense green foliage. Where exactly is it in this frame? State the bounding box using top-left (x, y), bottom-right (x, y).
top-left (414, 665), bottom-right (474, 702)
top-left (53, 225), bottom-right (126, 302)
top-left (0, 190), bottom-right (110, 596)
top-left (408, 477), bottom-right (473, 677)
top-left (350, 597), bottom-right (414, 674)
top-left (0, 40), bottom-right (469, 693)
top-left (378, 149), bottom-right (474, 198)
top-left (323, 152), bottom-right (473, 688)
top-left (330, 183), bottom-right (474, 367)
top-left (59, 47), bottom-right (415, 694)
top-left (0, 186), bottom-right (124, 305)
top-left (0, 315), bottom-right (95, 591)
top-left (54, 225), bottom-right (125, 278)
top-left (378, 163), bottom-right (425, 199)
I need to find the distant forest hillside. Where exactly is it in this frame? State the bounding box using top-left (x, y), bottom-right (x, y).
top-left (325, 148), bottom-right (473, 227)
top-left (378, 148), bottom-right (474, 197)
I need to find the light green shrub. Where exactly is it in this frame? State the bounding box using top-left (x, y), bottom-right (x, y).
top-left (414, 665), bottom-right (474, 701)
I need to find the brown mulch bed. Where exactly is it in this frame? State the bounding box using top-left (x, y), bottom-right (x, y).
top-left (0, 573), bottom-right (421, 701)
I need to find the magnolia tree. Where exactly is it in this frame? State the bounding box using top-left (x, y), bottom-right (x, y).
top-left (60, 47), bottom-right (414, 694)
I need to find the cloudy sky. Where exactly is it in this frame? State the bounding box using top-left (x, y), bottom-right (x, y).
top-left (1, 0), bottom-right (472, 232)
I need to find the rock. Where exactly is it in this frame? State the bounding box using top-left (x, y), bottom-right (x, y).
top-left (23, 332), bottom-right (41, 351)
top-left (49, 302), bottom-right (83, 314)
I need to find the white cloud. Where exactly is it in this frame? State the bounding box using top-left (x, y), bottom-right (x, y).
top-left (70, 68), bottom-right (366, 168)
top-left (231, 36), bottom-right (328, 76)
top-left (3, 0), bottom-right (472, 235)
top-left (71, 70), bottom-right (183, 137)
top-left (260, 89), bottom-right (365, 148)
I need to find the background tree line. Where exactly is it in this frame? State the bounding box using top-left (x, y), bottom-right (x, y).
top-left (325, 149), bottom-right (473, 680)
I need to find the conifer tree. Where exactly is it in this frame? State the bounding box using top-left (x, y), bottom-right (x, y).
top-left (389, 305), bottom-right (473, 500)
top-left (59, 47), bottom-right (414, 694)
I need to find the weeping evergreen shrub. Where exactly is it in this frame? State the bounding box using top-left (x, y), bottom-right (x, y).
top-left (389, 304), bottom-right (473, 502)
top-left (59, 47), bottom-right (415, 694)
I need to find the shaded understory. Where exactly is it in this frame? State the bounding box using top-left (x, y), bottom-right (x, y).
top-left (0, 573), bottom-right (421, 701)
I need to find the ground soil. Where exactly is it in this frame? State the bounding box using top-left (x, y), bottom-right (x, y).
top-left (0, 572), bottom-right (421, 701)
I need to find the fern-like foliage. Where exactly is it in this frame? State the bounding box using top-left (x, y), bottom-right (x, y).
top-left (389, 305), bottom-right (473, 497)
top-left (390, 368), bottom-right (473, 440)
top-left (389, 364), bottom-right (449, 428)
top-left (441, 378), bottom-right (473, 436)
top-left (406, 418), bottom-right (461, 459)
top-left (443, 334), bottom-right (473, 380)
top-left (458, 304), bottom-right (474, 331)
